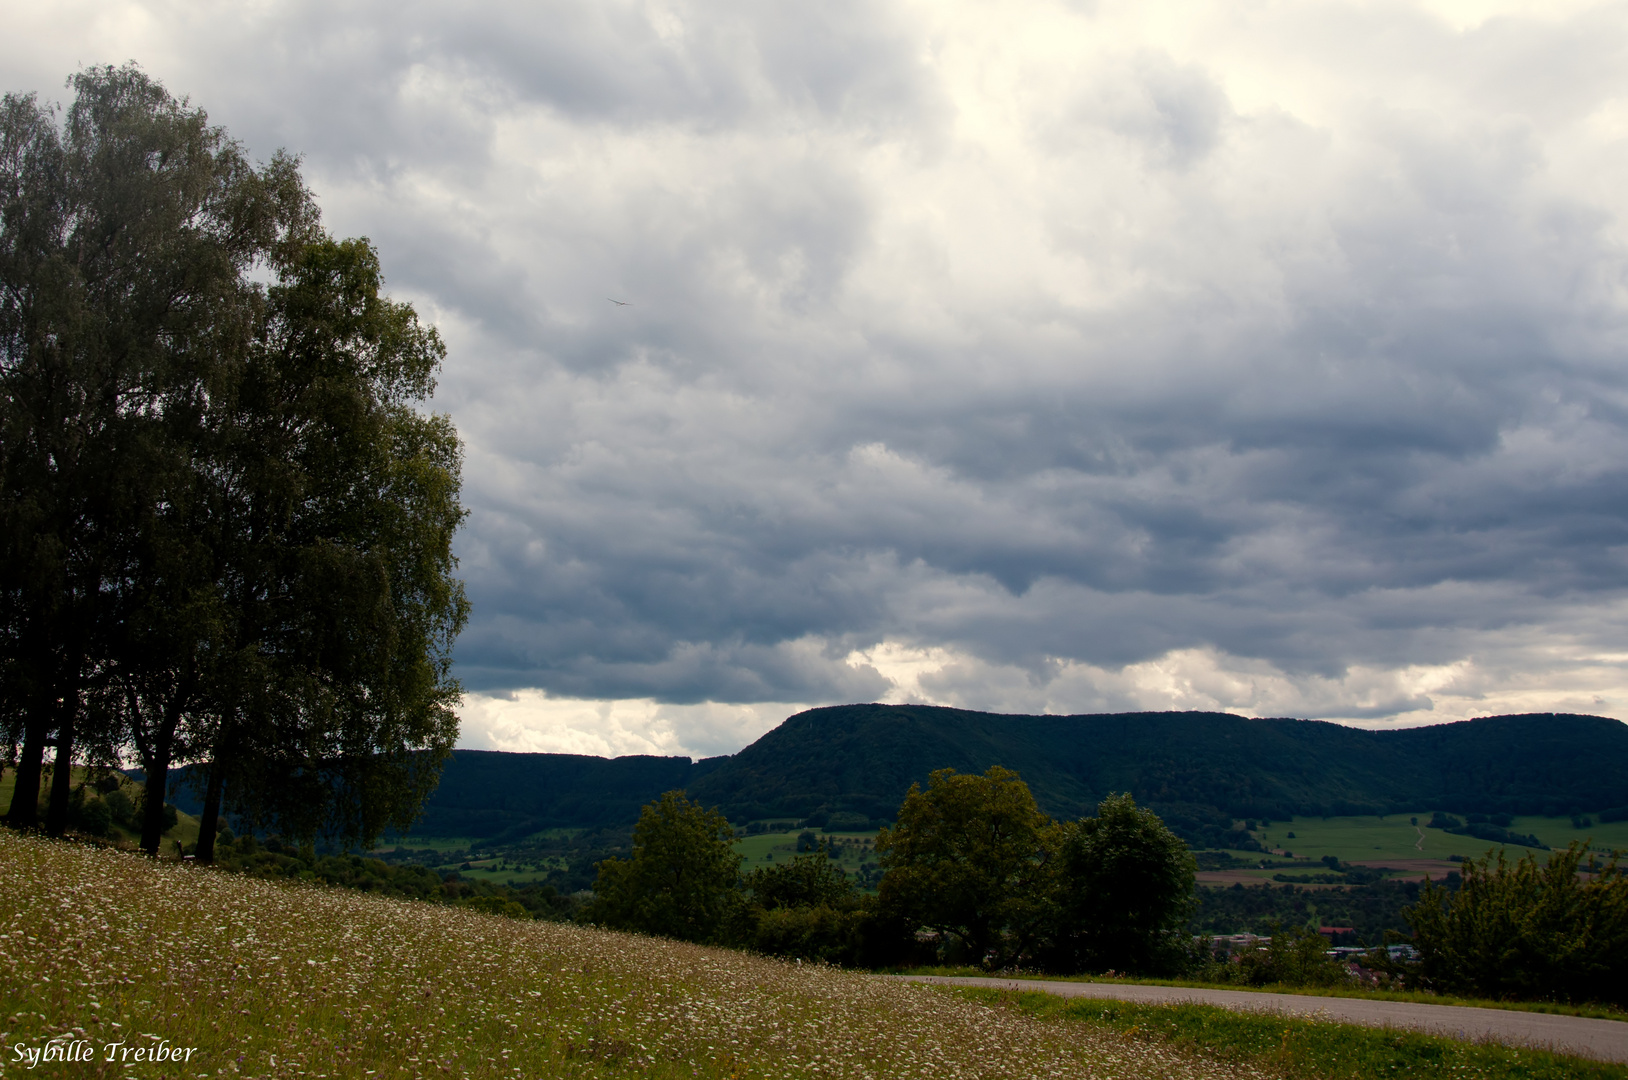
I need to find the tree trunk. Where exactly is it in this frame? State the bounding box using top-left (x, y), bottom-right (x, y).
top-left (138, 697), bottom-right (186, 857)
top-left (42, 675), bottom-right (83, 836)
top-left (139, 749), bottom-right (171, 856)
top-left (195, 753), bottom-right (226, 863)
top-left (43, 720), bottom-right (75, 836)
top-left (133, 667), bottom-right (194, 856)
top-left (4, 702), bottom-right (50, 828)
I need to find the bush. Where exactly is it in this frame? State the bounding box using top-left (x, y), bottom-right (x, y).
top-left (747, 905), bottom-right (868, 964)
top-left (1407, 842), bottom-right (1628, 1006)
top-left (66, 788), bottom-right (111, 837)
top-left (463, 896), bottom-right (531, 919)
top-left (103, 789), bottom-right (136, 828)
top-left (1196, 925), bottom-right (1354, 988)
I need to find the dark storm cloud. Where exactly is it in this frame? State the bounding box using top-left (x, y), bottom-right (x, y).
top-left (10, 0), bottom-right (1628, 725)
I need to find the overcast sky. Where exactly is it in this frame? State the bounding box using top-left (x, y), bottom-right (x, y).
top-left (9, 0), bottom-right (1628, 757)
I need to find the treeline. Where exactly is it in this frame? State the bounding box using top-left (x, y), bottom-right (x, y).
top-left (207, 830), bottom-right (577, 920)
top-left (0, 66), bottom-right (467, 856)
top-left (581, 768), bottom-right (1628, 1008)
top-left (584, 769), bottom-right (1202, 975)
top-left (1192, 879), bottom-right (1430, 943)
top-left (682, 705), bottom-right (1628, 833)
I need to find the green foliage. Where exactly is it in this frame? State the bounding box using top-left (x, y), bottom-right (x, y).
top-left (877, 766), bottom-right (1053, 969)
top-left (746, 904), bottom-right (871, 965)
top-left (1193, 924), bottom-right (1355, 988)
top-left (206, 833), bottom-right (577, 920)
top-left (203, 232), bottom-right (467, 852)
top-left (1043, 793), bottom-right (1198, 976)
top-left (584, 791), bottom-right (743, 943)
top-left (1428, 812), bottom-right (1547, 849)
top-left (685, 705), bottom-right (1628, 843)
top-left (65, 785), bottom-right (111, 837)
top-left (969, 988), bottom-right (1628, 1080)
top-left (738, 851), bottom-right (874, 963)
top-left (873, 775), bottom-right (1200, 975)
top-left (102, 788), bottom-right (136, 829)
top-left (1407, 842), bottom-right (1628, 1006)
top-left (461, 895), bottom-right (531, 919)
top-left (745, 850), bottom-right (854, 911)
top-left (0, 65), bottom-right (466, 853)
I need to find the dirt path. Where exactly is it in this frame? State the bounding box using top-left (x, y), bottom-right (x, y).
top-left (896, 975), bottom-right (1628, 1063)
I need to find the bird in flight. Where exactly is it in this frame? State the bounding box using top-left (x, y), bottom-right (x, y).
top-left (607, 298), bottom-right (631, 306)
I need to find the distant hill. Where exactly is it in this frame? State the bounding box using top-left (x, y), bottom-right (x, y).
top-left (164, 706), bottom-right (1628, 850)
top-left (682, 706), bottom-right (1628, 849)
top-left (406, 750), bottom-right (729, 841)
top-left (154, 751), bottom-right (729, 843)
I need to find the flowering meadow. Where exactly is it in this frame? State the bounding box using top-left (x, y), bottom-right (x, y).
top-left (0, 831), bottom-right (1265, 1080)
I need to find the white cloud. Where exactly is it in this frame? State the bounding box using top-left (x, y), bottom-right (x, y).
top-left (457, 691), bottom-right (801, 758)
top-left (9, 0), bottom-right (1628, 755)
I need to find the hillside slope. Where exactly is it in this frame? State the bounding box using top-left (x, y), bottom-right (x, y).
top-left (683, 706), bottom-right (1628, 846)
top-left (403, 749), bottom-right (729, 839)
top-left (158, 706), bottom-right (1608, 847)
top-left (170, 707), bottom-right (1626, 849)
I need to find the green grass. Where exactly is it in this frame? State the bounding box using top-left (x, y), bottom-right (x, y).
top-left (440, 860), bottom-right (562, 886)
top-left (0, 764), bottom-right (199, 852)
top-left (373, 835), bottom-right (486, 853)
top-left (735, 830), bottom-right (879, 879)
top-left (960, 987), bottom-right (1628, 1080)
top-left (897, 967), bottom-right (1628, 1023)
top-left (1253, 813), bottom-right (1628, 864)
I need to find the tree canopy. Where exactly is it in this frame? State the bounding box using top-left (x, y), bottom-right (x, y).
top-left (0, 64), bottom-right (467, 854)
top-left (875, 766), bottom-right (1053, 969)
top-left (1041, 792), bottom-right (1197, 975)
top-left (1407, 842), bottom-right (1628, 1007)
top-left (584, 791), bottom-right (743, 944)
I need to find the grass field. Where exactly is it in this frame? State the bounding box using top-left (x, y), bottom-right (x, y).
top-left (736, 830), bottom-right (880, 882)
top-left (0, 829), bottom-right (1264, 1080)
top-left (1253, 813), bottom-right (1628, 865)
top-left (0, 765), bottom-right (200, 852)
top-left (6, 830), bottom-right (1621, 1079)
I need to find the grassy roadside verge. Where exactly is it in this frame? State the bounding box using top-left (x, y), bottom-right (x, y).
top-left (959, 988), bottom-right (1628, 1080)
top-left (896, 966), bottom-right (1628, 1023)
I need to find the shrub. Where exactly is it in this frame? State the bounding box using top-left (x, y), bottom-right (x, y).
top-left (1198, 925), bottom-right (1354, 988)
top-left (1407, 842), bottom-right (1628, 1006)
top-left (463, 895), bottom-right (532, 919)
top-left (748, 904), bottom-right (867, 963)
top-left (66, 788), bottom-right (112, 837)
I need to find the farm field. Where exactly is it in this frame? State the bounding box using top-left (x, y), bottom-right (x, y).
top-left (0, 829), bottom-right (1263, 1080)
top-left (736, 829), bottom-right (880, 884)
top-left (1253, 812), bottom-right (1628, 865)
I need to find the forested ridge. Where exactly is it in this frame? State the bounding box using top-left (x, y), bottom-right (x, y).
top-left (258, 706), bottom-right (1628, 849)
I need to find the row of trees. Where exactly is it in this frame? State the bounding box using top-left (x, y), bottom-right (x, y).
top-left (583, 768), bottom-right (1628, 1006)
top-left (1, 66), bottom-right (468, 854)
top-left (585, 767), bottom-right (1199, 975)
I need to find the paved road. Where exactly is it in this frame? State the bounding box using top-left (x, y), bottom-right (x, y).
top-left (897, 975), bottom-right (1628, 1064)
